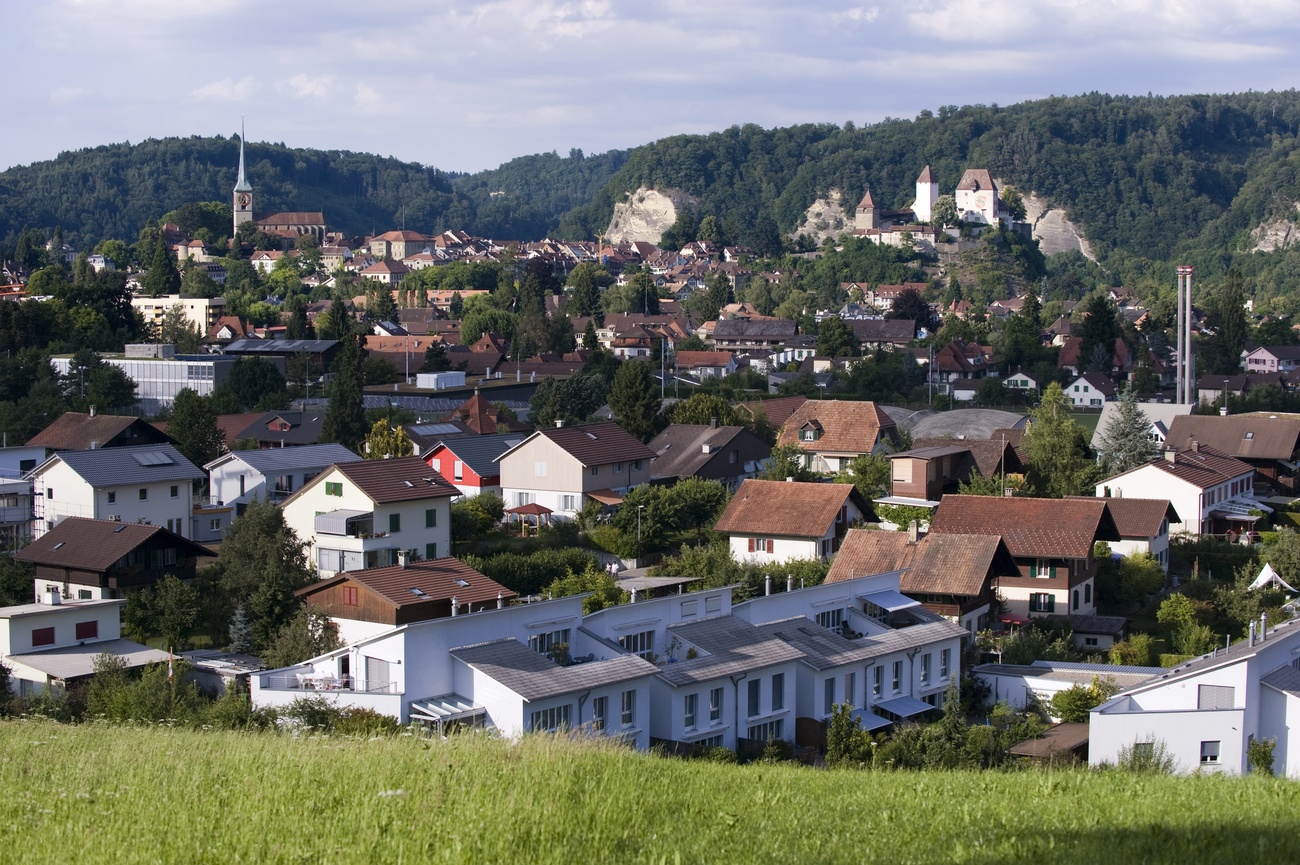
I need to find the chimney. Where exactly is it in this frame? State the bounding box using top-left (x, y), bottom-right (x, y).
top-left (90, 441), bottom-right (99, 450)
top-left (555, 420), bottom-right (564, 428)
top-left (450, 595), bottom-right (459, 616)
top-left (46, 585), bottom-right (62, 605)
top-left (787, 574), bottom-right (794, 593)
top-left (765, 574), bottom-right (772, 596)
top-left (1260, 611), bottom-right (1267, 641)
top-left (907, 520), bottom-right (919, 544)
top-left (1219, 406), bottom-right (1228, 417)
top-left (1249, 620), bottom-right (1256, 647)
top-left (397, 549), bottom-right (409, 569)
top-left (497, 592), bottom-right (505, 610)
top-left (1164, 449), bottom-right (1177, 463)
top-left (89, 405), bottom-right (96, 418)
top-left (1191, 440), bottom-right (1200, 453)
top-left (785, 476), bottom-right (794, 483)
top-left (709, 416), bottom-right (717, 429)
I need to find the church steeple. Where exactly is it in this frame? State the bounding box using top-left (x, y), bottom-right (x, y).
top-left (232, 119), bottom-right (253, 235)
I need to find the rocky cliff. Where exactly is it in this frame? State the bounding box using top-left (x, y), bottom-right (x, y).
top-left (1021, 191), bottom-right (1094, 260)
top-left (604, 187), bottom-right (695, 244)
top-left (790, 189), bottom-right (853, 244)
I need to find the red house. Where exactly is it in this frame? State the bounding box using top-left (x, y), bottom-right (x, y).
top-left (422, 432), bottom-right (525, 499)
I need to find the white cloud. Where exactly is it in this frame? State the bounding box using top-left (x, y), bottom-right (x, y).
top-left (49, 86), bottom-right (91, 106)
top-left (353, 83), bottom-right (384, 114)
top-left (283, 74), bottom-right (333, 100)
top-left (191, 77), bottom-right (256, 103)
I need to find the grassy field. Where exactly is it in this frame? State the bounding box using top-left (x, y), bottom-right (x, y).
top-left (2, 720), bottom-right (1299, 864)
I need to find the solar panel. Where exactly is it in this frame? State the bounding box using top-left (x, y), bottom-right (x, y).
top-left (132, 451), bottom-right (175, 467)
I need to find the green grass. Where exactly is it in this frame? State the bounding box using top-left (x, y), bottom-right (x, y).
top-left (3, 721), bottom-right (1300, 864)
top-left (1071, 410), bottom-right (1102, 436)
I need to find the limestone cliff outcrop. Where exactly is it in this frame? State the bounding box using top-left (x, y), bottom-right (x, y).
top-left (790, 189), bottom-right (852, 244)
top-left (1251, 205), bottom-right (1300, 252)
top-left (1021, 191), bottom-right (1095, 260)
top-left (604, 188), bottom-right (696, 244)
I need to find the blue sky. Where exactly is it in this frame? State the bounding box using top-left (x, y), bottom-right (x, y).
top-left (7, 0), bottom-right (1300, 174)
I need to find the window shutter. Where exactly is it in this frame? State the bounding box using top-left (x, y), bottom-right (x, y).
top-left (748, 537), bottom-right (755, 553)
top-left (1050, 564), bottom-right (1057, 579)
top-left (1047, 595), bottom-right (1055, 612)
top-left (1030, 562), bottom-right (1037, 577)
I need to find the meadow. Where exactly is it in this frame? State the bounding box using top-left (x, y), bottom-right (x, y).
top-left (2, 719), bottom-right (1298, 865)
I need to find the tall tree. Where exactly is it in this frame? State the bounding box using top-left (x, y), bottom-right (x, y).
top-left (627, 272), bottom-right (660, 315)
top-left (668, 392), bottom-right (742, 427)
top-left (364, 419), bottom-right (412, 459)
top-left (607, 360), bottom-right (662, 443)
top-left (1201, 267), bottom-right (1250, 375)
top-left (159, 303), bottom-right (203, 353)
top-left (1096, 387), bottom-right (1157, 475)
top-left (582, 320), bottom-right (599, 351)
top-left (217, 498), bottom-right (316, 651)
top-left (169, 388), bottom-right (225, 468)
top-left (1022, 381), bottom-right (1098, 497)
top-left (817, 315), bottom-right (858, 358)
top-left (144, 235), bottom-right (181, 298)
top-left (1076, 293), bottom-right (1121, 374)
top-left (888, 287), bottom-right (933, 336)
top-left (320, 332), bottom-right (367, 450)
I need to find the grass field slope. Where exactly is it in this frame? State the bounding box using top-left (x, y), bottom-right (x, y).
top-left (2, 720), bottom-right (1298, 864)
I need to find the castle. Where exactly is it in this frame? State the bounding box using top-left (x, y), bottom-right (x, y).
top-left (853, 165), bottom-right (1016, 251)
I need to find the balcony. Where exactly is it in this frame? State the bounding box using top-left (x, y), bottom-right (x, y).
top-left (314, 509), bottom-right (381, 539)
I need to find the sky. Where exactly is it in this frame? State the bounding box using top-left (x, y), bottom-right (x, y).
top-left (7, 0), bottom-right (1300, 175)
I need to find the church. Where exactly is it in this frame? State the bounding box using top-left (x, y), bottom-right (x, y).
top-left (232, 126), bottom-right (328, 242)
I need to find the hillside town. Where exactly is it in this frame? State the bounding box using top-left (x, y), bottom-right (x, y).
top-left (3, 131), bottom-right (1300, 781)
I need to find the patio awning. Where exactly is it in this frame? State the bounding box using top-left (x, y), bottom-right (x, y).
top-left (409, 693), bottom-right (485, 725)
top-left (586, 488), bottom-right (624, 506)
top-left (851, 708), bottom-right (893, 731)
top-left (506, 502), bottom-right (553, 516)
top-left (314, 509), bottom-right (371, 534)
top-left (874, 695), bottom-right (933, 718)
top-left (859, 589), bottom-right (921, 612)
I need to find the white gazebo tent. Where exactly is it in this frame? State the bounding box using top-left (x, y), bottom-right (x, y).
top-left (1248, 563), bottom-right (1297, 593)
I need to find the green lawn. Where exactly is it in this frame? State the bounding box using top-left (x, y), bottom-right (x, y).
top-left (1071, 410), bottom-right (1103, 436)
top-left (2, 720), bottom-right (1299, 864)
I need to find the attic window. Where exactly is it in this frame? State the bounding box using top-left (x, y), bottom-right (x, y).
top-left (402, 480), bottom-right (414, 488)
top-left (1244, 432), bottom-right (1254, 440)
top-left (585, 432), bottom-right (598, 440)
top-left (408, 587), bottom-right (429, 598)
top-left (453, 578), bottom-right (471, 588)
top-left (52, 542), bottom-right (64, 550)
top-left (114, 526), bottom-right (126, 533)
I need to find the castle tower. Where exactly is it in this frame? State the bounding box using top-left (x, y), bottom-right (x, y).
top-left (232, 120), bottom-right (253, 236)
top-left (912, 165), bottom-right (938, 224)
top-left (854, 188), bottom-right (878, 232)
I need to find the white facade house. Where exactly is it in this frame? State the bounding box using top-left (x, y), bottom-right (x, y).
top-left (279, 457), bottom-right (457, 577)
top-left (1096, 447), bottom-right (1258, 538)
top-left (1003, 371), bottom-right (1042, 393)
top-left (29, 444), bottom-right (205, 540)
top-left (1065, 373), bottom-right (1116, 408)
top-left (974, 660), bottom-right (1165, 722)
top-left (206, 444), bottom-right (361, 516)
top-left (0, 596), bottom-right (168, 696)
top-left (713, 479), bottom-right (870, 565)
top-left (1090, 615), bottom-right (1300, 776)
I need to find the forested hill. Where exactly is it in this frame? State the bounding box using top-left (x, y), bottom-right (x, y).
top-left (8, 91), bottom-right (1300, 286)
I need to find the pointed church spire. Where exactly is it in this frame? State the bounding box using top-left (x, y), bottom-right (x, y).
top-left (234, 119), bottom-right (251, 193)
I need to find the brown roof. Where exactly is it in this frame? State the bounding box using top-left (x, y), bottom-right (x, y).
top-left (16, 517), bottom-right (214, 571)
top-left (713, 479), bottom-right (866, 538)
top-left (450, 390), bottom-right (528, 435)
top-left (777, 400), bottom-right (897, 455)
top-left (1123, 446), bottom-right (1253, 490)
top-left (674, 350), bottom-right (735, 369)
top-left (1008, 723), bottom-right (1089, 759)
top-left (826, 529), bottom-right (1018, 598)
top-left (299, 558), bottom-right (515, 609)
top-left (916, 165), bottom-right (934, 184)
top-left (519, 422), bottom-right (656, 467)
top-left (929, 495), bottom-right (1120, 560)
top-left (738, 396), bottom-right (808, 428)
top-left (956, 168), bottom-right (996, 192)
top-left (911, 438), bottom-right (1022, 477)
top-left (27, 412), bottom-right (164, 451)
top-left (1163, 415), bottom-right (1300, 461)
top-left (332, 457), bottom-right (459, 503)
top-left (1069, 497), bottom-right (1177, 538)
top-left (256, 212), bottom-right (325, 226)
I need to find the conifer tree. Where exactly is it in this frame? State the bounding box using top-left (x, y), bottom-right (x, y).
top-left (1023, 382), bottom-right (1097, 497)
top-left (320, 332), bottom-right (367, 450)
top-left (145, 234), bottom-right (181, 297)
top-left (1097, 387), bottom-right (1157, 475)
top-left (607, 360), bottom-right (662, 443)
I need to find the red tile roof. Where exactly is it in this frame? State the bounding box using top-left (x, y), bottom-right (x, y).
top-left (929, 495), bottom-right (1120, 559)
top-left (777, 400), bottom-right (897, 455)
top-left (1068, 496), bottom-right (1177, 538)
top-left (826, 529), bottom-right (1018, 598)
top-left (332, 457), bottom-right (459, 503)
top-left (713, 479), bottom-right (865, 538)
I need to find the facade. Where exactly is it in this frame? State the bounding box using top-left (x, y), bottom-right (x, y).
top-left (1065, 373), bottom-right (1117, 408)
top-left (975, 660), bottom-right (1164, 721)
top-left (27, 411), bottom-right (171, 453)
top-left (424, 433), bottom-right (524, 499)
top-left (50, 352), bottom-right (242, 414)
top-left (280, 457), bottom-right (458, 578)
top-left (29, 444), bottom-right (205, 540)
top-left (1096, 446), bottom-right (1258, 537)
top-left (1078, 496), bottom-right (1177, 572)
top-left (1243, 345), bottom-right (1300, 374)
top-left (954, 168), bottom-right (1004, 226)
top-left (713, 479), bottom-right (871, 564)
top-left (131, 294), bottom-right (228, 336)
top-left (496, 422), bottom-right (656, 519)
top-left (1162, 414), bottom-right (1300, 491)
top-left (206, 443), bottom-right (361, 517)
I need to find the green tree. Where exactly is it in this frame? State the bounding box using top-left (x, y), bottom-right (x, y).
top-left (668, 392), bottom-right (742, 427)
top-left (62, 349), bottom-right (137, 413)
top-left (932, 195), bottom-right (958, 229)
top-left (1096, 388), bottom-right (1157, 475)
top-left (217, 498), bottom-right (316, 651)
top-left (607, 360), bottom-right (662, 443)
top-left (625, 272), bottom-right (660, 315)
top-left (169, 388), bottom-right (225, 468)
top-left (1022, 381), bottom-right (1097, 497)
top-left (150, 574), bottom-right (201, 650)
top-left (320, 333), bottom-right (367, 450)
top-left (568, 262), bottom-right (606, 316)
top-left (1200, 268), bottom-right (1251, 376)
top-left (833, 453), bottom-right (891, 499)
top-left (888, 287), bottom-right (932, 335)
top-left (315, 298), bottom-right (352, 341)
top-left (543, 563), bottom-right (628, 614)
top-left (364, 419), bottom-right (412, 459)
top-left (420, 340), bottom-right (451, 372)
top-left (582, 320), bottom-right (599, 351)
top-left (1075, 293), bottom-right (1121, 374)
top-left (1048, 676), bottom-right (1118, 722)
top-left (364, 280), bottom-right (398, 322)
top-left (261, 607), bottom-right (341, 669)
top-left (144, 235), bottom-right (181, 297)
top-left (999, 187), bottom-right (1028, 222)
top-left (817, 315), bottom-right (858, 358)
top-left (528, 373), bottom-right (610, 428)
top-left (216, 357), bottom-right (286, 410)
top-left (760, 443), bottom-right (815, 481)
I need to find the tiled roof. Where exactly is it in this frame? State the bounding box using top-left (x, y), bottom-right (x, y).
top-left (956, 168), bottom-right (996, 191)
top-left (451, 638), bottom-right (657, 700)
top-left (38, 443), bottom-right (204, 487)
top-left (713, 479), bottom-right (863, 538)
top-left (1107, 446), bottom-right (1253, 490)
top-left (16, 517), bottom-right (214, 571)
top-left (232, 411), bottom-right (327, 446)
top-left (929, 495), bottom-right (1120, 559)
top-left (331, 457), bottom-right (459, 504)
top-left (850, 319), bottom-right (915, 343)
top-left (302, 558), bottom-right (515, 609)
top-left (1068, 496), bottom-right (1176, 538)
top-left (1163, 414), bottom-right (1300, 461)
top-left (208, 442), bottom-right (361, 473)
top-left (737, 396), bottom-right (807, 428)
top-left (713, 318), bottom-right (797, 340)
top-left (777, 399), bottom-right (896, 455)
top-left (502, 422), bottom-right (655, 467)
top-left (450, 391), bottom-right (529, 435)
top-left (674, 350), bottom-right (735, 369)
top-left (660, 615), bottom-right (807, 685)
top-left (647, 425), bottom-right (762, 480)
top-left (425, 433), bottom-right (525, 478)
top-left (256, 212), bottom-right (325, 226)
top-left (826, 529), bottom-right (1018, 598)
top-left (911, 438), bottom-right (1021, 477)
top-left (27, 412), bottom-right (161, 451)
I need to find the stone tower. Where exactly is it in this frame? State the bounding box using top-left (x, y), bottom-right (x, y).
top-left (232, 121), bottom-right (253, 236)
top-left (912, 165), bottom-right (938, 224)
top-left (854, 188), bottom-right (878, 232)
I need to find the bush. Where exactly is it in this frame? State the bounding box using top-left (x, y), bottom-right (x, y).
top-left (333, 707), bottom-right (403, 737)
top-left (583, 525), bottom-right (638, 560)
top-left (1048, 677), bottom-right (1118, 722)
top-left (473, 548), bottom-right (598, 597)
top-left (1115, 739), bottom-right (1176, 774)
top-left (1248, 737), bottom-right (1276, 776)
top-left (1108, 633), bottom-right (1155, 667)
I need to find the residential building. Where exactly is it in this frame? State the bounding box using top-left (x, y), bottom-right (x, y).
top-left (849, 319), bottom-right (915, 350)
top-left (880, 440), bottom-right (1020, 505)
top-left (130, 294), bottom-right (228, 335)
top-left (0, 596), bottom-right (169, 697)
top-left (27, 410), bottom-right (172, 453)
top-left (954, 168), bottom-right (1005, 226)
top-left (646, 424), bottom-right (771, 490)
top-left (1074, 496), bottom-right (1177, 572)
top-left (711, 318), bottom-right (797, 351)
top-left (1242, 345), bottom-right (1300, 374)
top-left (17, 517), bottom-right (214, 601)
top-left (424, 433), bottom-right (525, 498)
top-left (205, 443), bottom-right (362, 517)
top-left (496, 422), bottom-right (656, 519)
top-left (230, 411), bottom-right (327, 448)
top-left (1089, 402), bottom-right (1192, 454)
top-left (674, 351), bottom-right (737, 380)
top-left (220, 339), bottom-right (340, 376)
top-left (777, 399), bottom-right (899, 473)
top-left (279, 457), bottom-right (459, 577)
top-left (928, 495), bottom-right (1121, 620)
top-left (49, 350), bottom-right (245, 415)
top-left (1065, 372), bottom-right (1117, 408)
top-left (1162, 414), bottom-right (1300, 491)
top-left (369, 230), bottom-right (433, 261)
top-left (0, 478), bottom-right (33, 547)
top-left (713, 479), bottom-right (871, 564)
top-left (1058, 336), bottom-right (1131, 379)
top-left (827, 527), bottom-right (1019, 633)
top-left (975, 660), bottom-right (1164, 720)
top-left (445, 390), bottom-right (529, 435)
top-left (29, 443), bottom-right (205, 540)
top-left (1095, 446), bottom-right (1259, 537)
top-left (1003, 371), bottom-right (1043, 393)
top-left (1090, 615), bottom-right (1300, 776)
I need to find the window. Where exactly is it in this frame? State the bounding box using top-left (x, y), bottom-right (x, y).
top-left (891, 660), bottom-right (902, 693)
top-left (107, 491), bottom-right (116, 504)
top-left (1073, 589), bottom-right (1080, 611)
top-left (590, 466), bottom-right (599, 476)
top-left (388, 513), bottom-right (400, 533)
top-left (514, 492), bottom-right (534, 507)
top-left (621, 690), bottom-right (635, 726)
top-left (845, 672), bottom-right (856, 707)
top-left (325, 482), bottom-right (342, 497)
top-left (1084, 583), bottom-right (1092, 605)
top-left (772, 673), bottom-right (784, 711)
top-left (1084, 637), bottom-right (1098, 647)
top-left (747, 719), bottom-right (784, 741)
top-left (170, 485), bottom-right (179, 498)
top-left (208, 518), bottom-right (221, 531)
top-left (591, 696), bottom-right (607, 731)
top-left (1200, 740), bottom-right (1220, 764)
top-left (872, 665), bottom-right (883, 697)
top-left (710, 687), bottom-right (723, 723)
top-left (534, 461), bottom-right (547, 477)
top-left (632, 460), bottom-right (642, 471)
top-left (139, 488), bottom-right (148, 501)
top-left (614, 462), bottom-right (624, 472)
top-left (342, 586), bottom-right (358, 606)
top-left (530, 705), bottom-right (570, 732)
top-left (561, 495), bottom-right (576, 511)
top-left (75, 621), bottom-right (98, 640)
top-left (1198, 684), bottom-right (1235, 710)
top-left (940, 649), bottom-right (951, 680)
top-left (425, 543), bottom-right (437, 560)
top-left (1029, 593), bottom-right (1056, 613)
top-left (528, 629), bottom-right (571, 657)
top-left (77, 590), bottom-right (91, 600)
top-left (239, 475), bottom-right (246, 496)
top-left (823, 678), bottom-right (836, 716)
top-left (432, 459), bottom-right (441, 473)
top-left (747, 679), bottom-right (761, 717)
top-left (729, 449), bottom-right (738, 464)
top-left (618, 630), bottom-right (655, 660)
top-left (697, 735), bottom-right (724, 748)
top-left (815, 609), bottom-right (843, 630)
top-left (453, 460), bottom-right (463, 482)
top-left (46, 487), bottom-right (53, 500)
top-left (1030, 560), bottom-right (1057, 578)
top-left (684, 693), bottom-right (698, 729)
top-left (748, 537), bottom-right (772, 554)
top-left (31, 627), bottom-right (55, 647)
top-left (920, 653), bottom-right (931, 685)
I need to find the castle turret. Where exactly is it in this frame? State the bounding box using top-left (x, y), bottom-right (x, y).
top-left (232, 121), bottom-right (253, 235)
top-left (854, 188), bottom-right (878, 232)
top-left (912, 164), bottom-right (938, 224)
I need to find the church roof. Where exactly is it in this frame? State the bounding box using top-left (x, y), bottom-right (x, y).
top-left (234, 124), bottom-right (251, 193)
top-left (917, 165), bottom-right (934, 184)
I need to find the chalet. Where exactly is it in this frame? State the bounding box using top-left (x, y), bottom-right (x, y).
top-left (1095, 445), bottom-right (1259, 538)
top-left (777, 399), bottom-right (899, 473)
top-left (1195, 373), bottom-right (1290, 406)
top-left (928, 495), bottom-right (1121, 621)
top-left (17, 517), bottom-right (214, 601)
top-left (423, 433), bottom-right (525, 499)
top-left (713, 479), bottom-right (871, 564)
top-left (646, 424), bottom-right (771, 490)
top-left (1243, 345), bottom-right (1300, 375)
top-left (496, 422), bottom-right (656, 519)
top-left (27, 410), bottom-right (172, 453)
top-left (931, 341), bottom-right (995, 390)
top-left (1003, 371), bottom-right (1044, 393)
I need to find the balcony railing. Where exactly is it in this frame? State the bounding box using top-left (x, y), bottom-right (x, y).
top-left (259, 672), bottom-right (401, 694)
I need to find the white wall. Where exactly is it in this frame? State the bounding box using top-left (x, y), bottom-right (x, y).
top-left (0, 599), bottom-right (123, 657)
top-left (33, 460), bottom-right (194, 539)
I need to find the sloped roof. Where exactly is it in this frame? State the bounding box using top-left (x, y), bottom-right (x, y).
top-left (500, 422), bottom-right (655, 467)
top-left (850, 319), bottom-right (915, 343)
top-left (28, 412), bottom-right (165, 451)
top-left (737, 396), bottom-right (807, 428)
top-left (1089, 402), bottom-right (1191, 450)
top-left (451, 638), bottom-right (657, 700)
top-left (16, 517), bottom-right (214, 571)
top-left (300, 558), bottom-right (515, 609)
top-left (331, 457), bottom-right (459, 504)
top-left (713, 318), bottom-right (797, 340)
top-left (1070, 496), bottom-right (1177, 538)
top-left (826, 529), bottom-right (1018, 598)
top-left (232, 411), bottom-right (327, 445)
top-left (929, 495), bottom-right (1120, 559)
top-left (753, 612), bottom-right (965, 672)
top-left (777, 399), bottom-right (896, 455)
top-left (911, 437), bottom-right (1022, 477)
top-left (660, 615), bottom-right (807, 686)
top-left (36, 443), bottom-right (203, 487)
top-left (425, 433), bottom-right (526, 478)
top-left (674, 350), bottom-right (735, 369)
top-left (916, 165), bottom-right (934, 184)
top-left (647, 424), bottom-right (763, 480)
top-left (208, 442), bottom-right (361, 473)
top-left (956, 168), bottom-right (996, 192)
top-left (713, 479), bottom-right (867, 538)
top-left (1106, 446), bottom-right (1253, 490)
top-left (1163, 414), bottom-right (1300, 461)
top-left (450, 390), bottom-right (528, 435)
